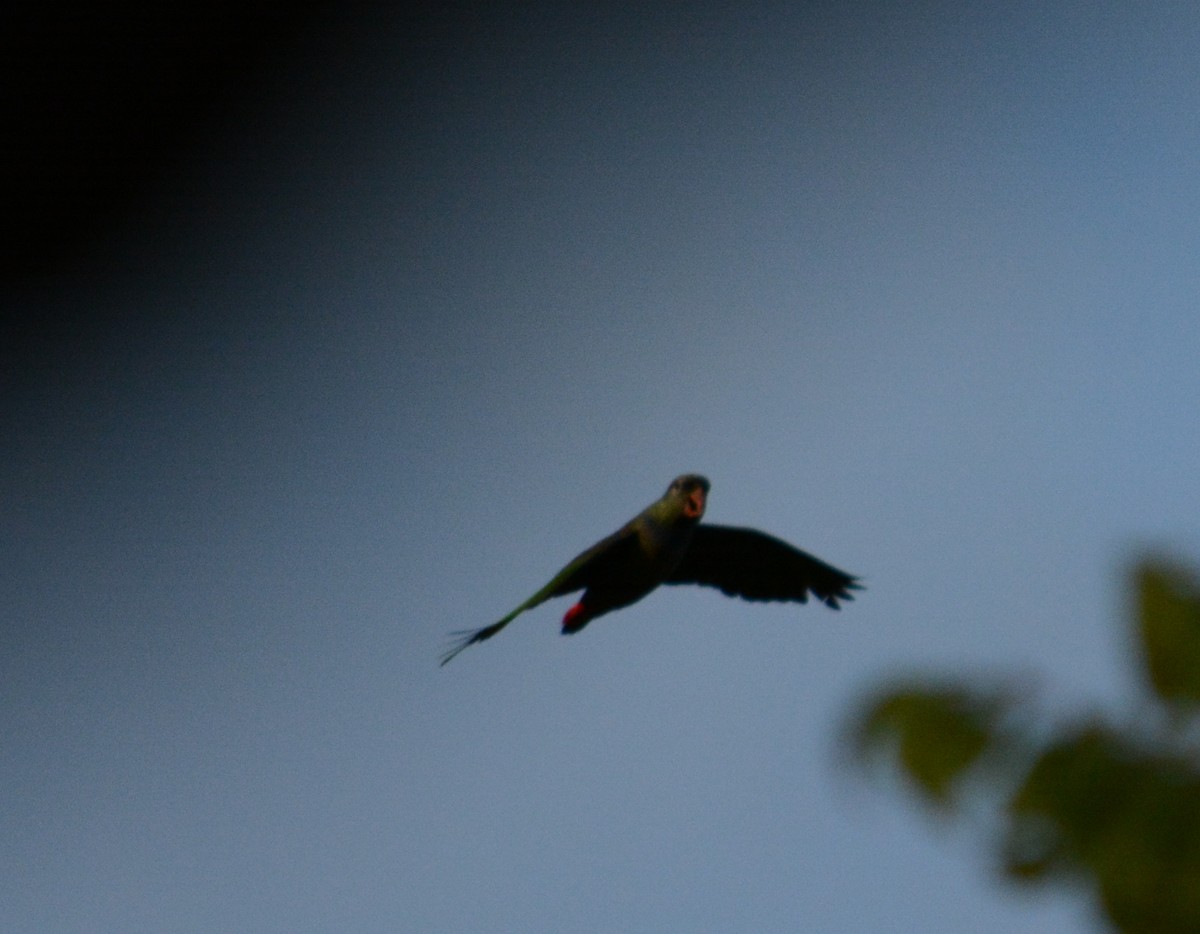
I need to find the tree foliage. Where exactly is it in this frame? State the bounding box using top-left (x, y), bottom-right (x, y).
top-left (848, 560), bottom-right (1200, 933)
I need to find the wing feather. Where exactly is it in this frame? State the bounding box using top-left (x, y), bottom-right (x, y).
top-left (665, 525), bottom-right (861, 608)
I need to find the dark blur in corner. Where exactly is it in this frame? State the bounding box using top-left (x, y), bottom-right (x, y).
top-left (5, 3), bottom-right (338, 282)
top-left (1, 0), bottom-right (441, 401)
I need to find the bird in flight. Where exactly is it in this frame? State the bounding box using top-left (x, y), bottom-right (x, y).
top-left (441, 473), bottom-right (861, 665)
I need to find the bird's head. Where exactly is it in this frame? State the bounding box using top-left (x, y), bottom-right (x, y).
top-left (665, 473), bottom-right (710, 522)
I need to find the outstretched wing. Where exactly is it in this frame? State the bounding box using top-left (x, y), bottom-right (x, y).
top-left (440, 524), bottom-right (642, 665)
top-left (665, 524), bottom-right (861, 608)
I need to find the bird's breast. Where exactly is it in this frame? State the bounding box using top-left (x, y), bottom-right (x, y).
top-left (637, 522), bottom-right (696, 578)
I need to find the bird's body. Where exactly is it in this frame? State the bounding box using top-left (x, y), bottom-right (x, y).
top-left (440, 474), bottom-right (860, 665)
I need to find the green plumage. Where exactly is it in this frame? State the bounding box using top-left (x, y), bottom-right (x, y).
top-left (441, 474), bottom-right (859, 665)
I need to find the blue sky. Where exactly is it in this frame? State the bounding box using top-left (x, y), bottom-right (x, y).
top-left (5, 3), bottom-right (1200, 931)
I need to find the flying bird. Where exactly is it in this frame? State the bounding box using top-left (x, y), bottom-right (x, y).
top-left (441, 474), bottom-right (861, 665)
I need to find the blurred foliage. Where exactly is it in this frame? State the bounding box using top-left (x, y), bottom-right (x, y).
top-left (854, 686), bottom-right (1013, 806)
top-left (1138, 563), bottom-right (1200, 711)
top-left (848, 559), bottom-right (1200, 933)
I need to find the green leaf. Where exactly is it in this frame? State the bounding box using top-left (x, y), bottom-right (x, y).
top-left (851, 684), bottom-right (1012, 807)
top-left (1004, 725), bottom-right (1200, 931)
top-left (1136, 562), bottom-right (1200, 710)
top-left (846, 557), bottom-right (1200, 932)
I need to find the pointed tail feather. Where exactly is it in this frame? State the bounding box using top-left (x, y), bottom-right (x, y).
top-left (440, 599), bottom-right (536, 665)
top-left (440, 620), bottom-right (508, 666)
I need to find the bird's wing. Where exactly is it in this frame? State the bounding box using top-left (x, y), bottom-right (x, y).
top-left (664, 524), bottom-right (861, 608)
top-left (440, 524), bottom-right (642, 665)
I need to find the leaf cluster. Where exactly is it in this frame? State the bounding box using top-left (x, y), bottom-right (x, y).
top-left (848, 561), bottom-right (1200, 932)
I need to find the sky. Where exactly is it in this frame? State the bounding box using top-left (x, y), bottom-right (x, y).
top-left (5, 3), bottom-right (1200, 931)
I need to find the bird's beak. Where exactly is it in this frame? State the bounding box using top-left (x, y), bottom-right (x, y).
top-left (683, 486), bottom-right (706, 519)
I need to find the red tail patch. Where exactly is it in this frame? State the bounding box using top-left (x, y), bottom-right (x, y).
top-left (561, 602), bottom-right (591, 634)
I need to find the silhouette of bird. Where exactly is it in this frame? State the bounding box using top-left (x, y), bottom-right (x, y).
top-left (441, 474), bottom-right (861, 665)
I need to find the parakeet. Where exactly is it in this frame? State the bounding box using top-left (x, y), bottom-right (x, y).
top-left (441, 474), bottom-right (860, 665)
